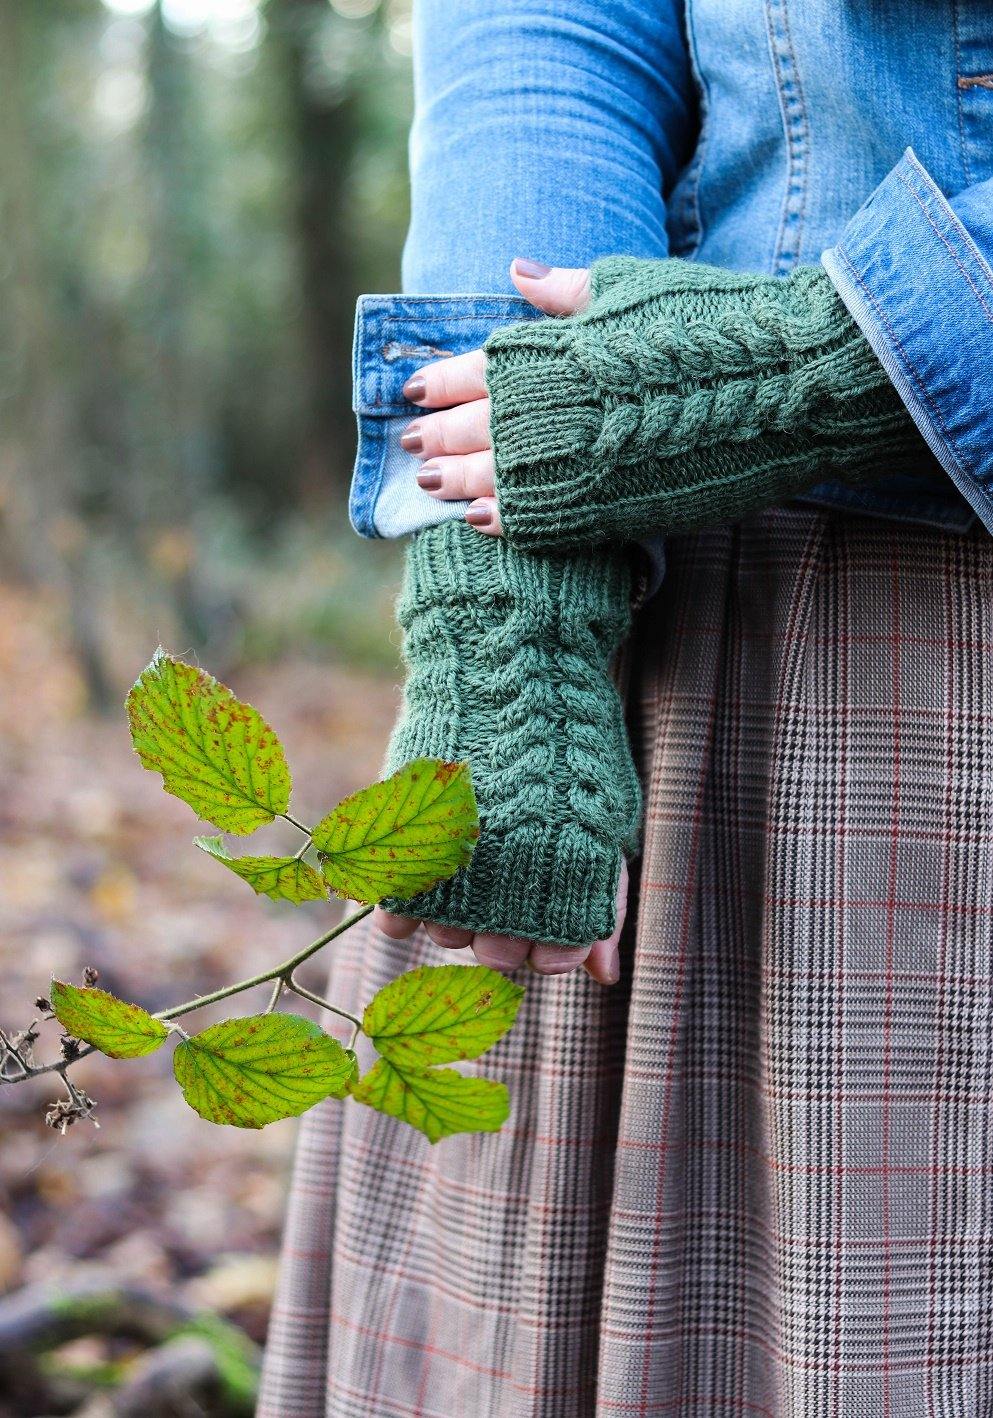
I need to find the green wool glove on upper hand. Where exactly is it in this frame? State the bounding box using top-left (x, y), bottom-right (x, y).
top-left (379, 520), bottom-right (642, 947)
top-left (483, 257), bottom-right (933, 550)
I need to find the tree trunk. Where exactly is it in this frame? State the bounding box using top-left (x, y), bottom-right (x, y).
top-left (272, 0), bottom-right (362, 506)
top-left (0, 0), bottom-right (113, 708)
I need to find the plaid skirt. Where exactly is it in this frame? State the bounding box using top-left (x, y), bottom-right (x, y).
top-left (258, 507), bottom-right (993, 1417)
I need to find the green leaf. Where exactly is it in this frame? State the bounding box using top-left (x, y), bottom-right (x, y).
top-left (312, 758), bottom-right (479, 904)
top-left (173, 1014), bottom-right (356, 1128)
top-left (362, 964), bottom-right (523, 1069)
top-left (126, 650), bottom-right (291, 835)
top-left (194, 836), bottom-right (326, 905)
top-left (350, 1057), bottom-right (510, 1144)
top-left (49, 981), bottom-right (169, 1060)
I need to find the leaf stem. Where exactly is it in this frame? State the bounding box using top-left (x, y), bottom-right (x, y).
top-left (282, 811), bottom-right (312, 836)
top-left (285, 975), bottom-right (362, 1037)
top-left (264, 979), bottom-right (284, 1014)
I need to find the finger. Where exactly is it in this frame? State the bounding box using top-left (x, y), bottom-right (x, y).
top-left (583, 858), bottom-right (629, 986)
top-left (527, 942), bottom-right (592, 976)
top-left (425, 921), bottom-right (475, 950)
top-left (510, 259), bottom-right (592, 316)
top-left (402, 349), bottom-right (487, 409)
top-left (465, 497), bottom-right (503, 536)
top-left (401, 397), bottom-right (491, 460)
top-left (583, 934), bottom-right (621, 986)
top-left (471, 933), bottom-right (533, 973)
top-left (372, 906), bottom-right (420, 941)
top-left (417, 451), bottom-right (495, 502)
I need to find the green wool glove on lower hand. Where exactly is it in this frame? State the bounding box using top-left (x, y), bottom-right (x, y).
top-left (483, 257), bottom-right (933, 550)
top-left (380, 520), bottom-right (642, 947)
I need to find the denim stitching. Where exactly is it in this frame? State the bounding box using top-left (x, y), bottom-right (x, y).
top-left (835, 245), bottom-right (972, 487)
top-left (765, 0), bottom-right (810, 273)
top-left (903, 149), bottom-right (993, 287)
top-left (349, 417), bottom-right (387, 538)
top-left (952, 0), bottom-right (974, 185)
top-left (896, 166), bottom-right (993, 324)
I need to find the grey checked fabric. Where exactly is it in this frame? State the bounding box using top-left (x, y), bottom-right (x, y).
top-left (259, 507), bottom-right (993, 1417)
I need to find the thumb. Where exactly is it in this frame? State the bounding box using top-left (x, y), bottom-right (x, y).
top-left (510, 258), bottom-right (591, 316)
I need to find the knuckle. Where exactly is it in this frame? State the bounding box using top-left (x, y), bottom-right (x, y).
top-left (430, 363), bottom-right (453, 404)
top-left (467, 456), bottom-right (493, 497)
top-left (529, 947), bottom-right (589, 975)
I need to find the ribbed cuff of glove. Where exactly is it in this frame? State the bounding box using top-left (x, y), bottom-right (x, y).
top-left (379, 520), bottom-right (643, 946)
top-left (483, 257), bottom-right (933, 550)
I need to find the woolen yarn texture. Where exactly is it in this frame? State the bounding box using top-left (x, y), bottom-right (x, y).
top-left (484, 256), bottom-right (933, 550)
top-left (380, 520), bottom-right (642, 946)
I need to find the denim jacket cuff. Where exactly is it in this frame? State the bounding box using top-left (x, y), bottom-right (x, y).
top-left (349, 290), bottom-right (669, 599)
top-left (349, 293), bottom-right (541, 539)
top-left (821, 148), bottom-right (993, 534)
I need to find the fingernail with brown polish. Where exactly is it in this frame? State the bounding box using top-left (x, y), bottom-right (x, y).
top-left (465, 502), bottom-right (492, 527)
top-left (403, 374), bottom-right (426, 402)
top-left (400, 424), bottom-right (423, 454)
top-left (417, 465), bottom-right (443, 491)
top-left (514, 257), bottom-right (552, 279)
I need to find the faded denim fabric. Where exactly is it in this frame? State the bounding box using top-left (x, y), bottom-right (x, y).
top-left (349, 294), bottom-right (542, 540)
top-left (350, 0), bottom-right (993, 562)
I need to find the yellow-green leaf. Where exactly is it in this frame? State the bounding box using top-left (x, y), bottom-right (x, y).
top-left (50, 981), bottom-right (169, 1060)
top-left (127, 651), bottom-right (291, 835)
top-left (313, 758), bottom-right (478, 904)
top-left (194, 836), bottom-right (326, 905)
top-left (173, 1014), bottom-right (357, 1128)
top-left (350, 1057), bottom-right (509, 1143)
top-left (362, 964), bottom-right (523, 1069)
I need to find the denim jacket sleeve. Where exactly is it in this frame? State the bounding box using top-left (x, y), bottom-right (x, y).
top-left (348, 0), bottom-right (694, 588)
top-left (822, 148), bottom-right (993, 534)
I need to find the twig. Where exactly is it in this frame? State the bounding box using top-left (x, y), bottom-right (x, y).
top-left (0, 902), bottom-right (374, 1092)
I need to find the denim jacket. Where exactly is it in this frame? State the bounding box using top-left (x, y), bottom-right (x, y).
top-left (350, 0), bottom-right (993, 575)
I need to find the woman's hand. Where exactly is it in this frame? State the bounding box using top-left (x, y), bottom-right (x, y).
top-left (373, 858), bottom-right (628, 985)
top-left (400, 258), bottom-right (592, 535)
top-left (383, 256), bottom-right (628, 983)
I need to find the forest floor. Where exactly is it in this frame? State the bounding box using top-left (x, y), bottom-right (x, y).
top-left (0, 578), bottom-right (401, 1414)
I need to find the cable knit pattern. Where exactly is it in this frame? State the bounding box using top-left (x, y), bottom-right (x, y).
top-left (380, 520), bottom-right (642, 946)
top-left (484, 257), bottom-right (936, 550)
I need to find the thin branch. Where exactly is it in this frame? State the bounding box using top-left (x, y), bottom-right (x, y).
top-left (0, 1050), bottom-right (91, 1084)
top-left (155, 902), bottom-right (372, 1022)
top-left (0, 902), bottom-right (374, 1090)
top-left (0, 1028), bottom-right (30, 1079)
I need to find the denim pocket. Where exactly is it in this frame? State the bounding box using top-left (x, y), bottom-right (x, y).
top-left (349, 293), bottom-right (541, 539)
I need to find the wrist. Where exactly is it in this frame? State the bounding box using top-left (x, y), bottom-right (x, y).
top-left (484, 258), bottom-right (925, 551)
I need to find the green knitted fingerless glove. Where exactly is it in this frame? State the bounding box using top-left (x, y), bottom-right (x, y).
top-left (380, 520), bottom-right (642, 946)
top-left (484, 257), bottom-right (935, 550)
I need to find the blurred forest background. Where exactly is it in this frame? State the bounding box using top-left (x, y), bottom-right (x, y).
top-left (0, 1), bottom-right (413, 1412)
